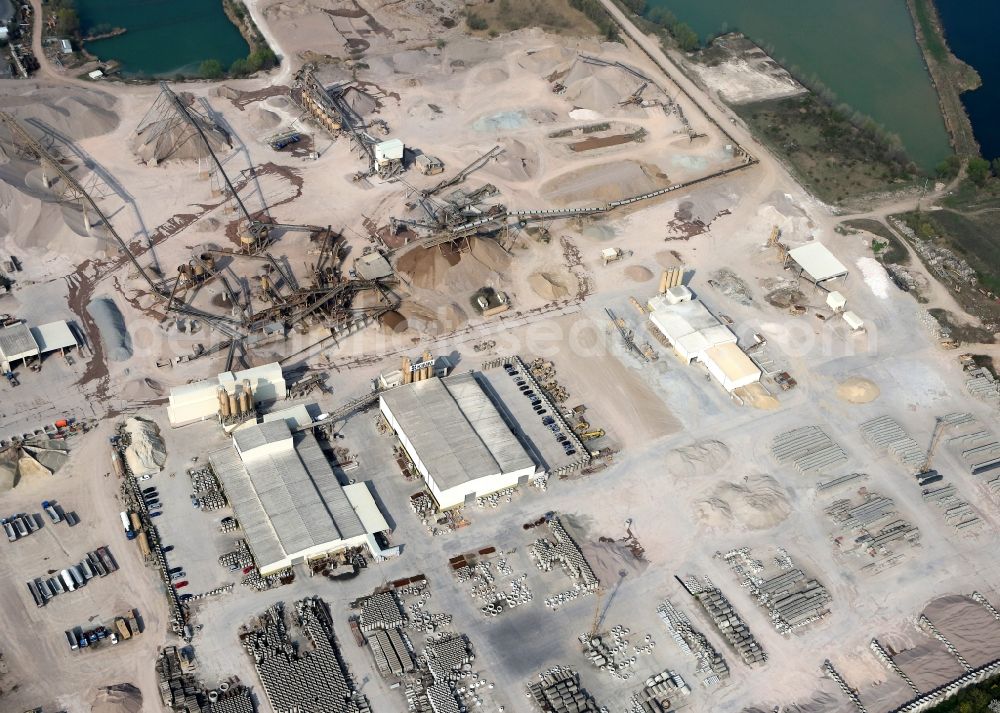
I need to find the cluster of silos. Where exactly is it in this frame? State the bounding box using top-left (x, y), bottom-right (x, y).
top-left (401, 351), bottom-right (434, 385)
top-left (218, 379), bottom-right (256, 424)
top-left (658, 267), bottom-right (682, 293)
top-left (177, 253), bottom-right (216, 285)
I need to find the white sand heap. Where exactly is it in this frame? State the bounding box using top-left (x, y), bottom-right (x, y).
top-left (666, 439), bottom-right (731, 478)
top-left (564, 75), bottom-right (621, 111)
top-left (90, 683), bottom-right (143, 713)
top-left (249, 105), bottom-right (281, 132)
top-left (123, 417), bottom-right (166, 477)
top-left (836, 376), bottom-right (880, 404)
top-left (696, 474), bottom-right (792, 530)
top-left (87, 297), bottom-right (133, 362)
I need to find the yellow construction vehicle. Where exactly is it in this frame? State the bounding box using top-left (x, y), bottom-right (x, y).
top-left (581, 429), bottom-right (605, 441)
top-left (629, 297), bottom-right (646, 314)
top-left (575, 421), bottom-right (590, 432)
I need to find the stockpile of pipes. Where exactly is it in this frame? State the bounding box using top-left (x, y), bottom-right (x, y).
top-left (771, 426), bottom-right (848, 475)
top-left (696, 587), bottom-right (767, 665)
top-left (826, 493), bottom-right (920, 558)
top-left (657, 600), bottom-right (729, 685)
top-left (368, 627), bottom-right (414, 677)
top-left (965, 367), bottom-right (1000, 405)
top-left (922, 483), bottom-right (983, 531)
top-left (860, 416), bottom-right (926, 472)
top-left (527, 667), bottom-right (601, 713)
top-left (190, 465), bottom-right (227, 510)
top-left (531, 517), bottom-right (599, 609)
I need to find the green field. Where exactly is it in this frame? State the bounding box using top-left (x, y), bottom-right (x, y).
top-left (734, 94), bottom-right (918, 206)
top-left (920, 671), bottom-right (1000, 713)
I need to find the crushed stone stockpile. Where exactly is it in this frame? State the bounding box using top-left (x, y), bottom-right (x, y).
top-left (395, 239), bottom-right (510, 291)
top-left (528, 271), bottom-right (574, 301)
top-left (836, 376), bottom-right (880, 404)
top-left (1, 86), bottom-right (119, 140)
top-left (123, 417), bottom-right (166, 477)
top-left (90, 683), bottom-right (143, 713)
top-left (87, 297), bottom-right (133, 362)
top-left (132, 110), bottom-right (231, 165)
top-left (624, 265), bottom-right (653, 282)
top-left (666, 439), bottom-right (731, 479)
top-left (696, 474), bottom-right (791, 530)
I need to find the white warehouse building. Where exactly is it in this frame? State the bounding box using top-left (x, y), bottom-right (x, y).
top-left (380, 373), bottom-right (538, 510)
top-left (647, 293), bottom-right (760, 392)
top-left (166, 362), bottom-right (286, 427)
top-left (209, 419), bottom-right (394, 576)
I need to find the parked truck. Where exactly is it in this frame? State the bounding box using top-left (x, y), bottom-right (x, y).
top-left (120, 512), bottom-right (135, 540)
top-left (2, 518), bottom-right (16, 541)
top-left (115, 616), bottom-right (132, 640)
top-left (42, 500), bottom-right (62, 524)
top-left (59, 569), bottom-right (76, 592)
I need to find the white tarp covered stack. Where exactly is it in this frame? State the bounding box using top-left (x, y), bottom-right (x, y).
top-left (123, 417), bottom-right (166, 476)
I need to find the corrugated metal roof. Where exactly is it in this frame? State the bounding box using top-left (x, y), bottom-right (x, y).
top-left (30, 321), bottom-right (77, 352)
top-left (344, 482), bottom-right (390, 533)
top-left (380, 374), bottom-right (533, 491)
top-left (0, 322), bottom-right (39, 361)
top-left (210, 421), bottom-right (365, 570)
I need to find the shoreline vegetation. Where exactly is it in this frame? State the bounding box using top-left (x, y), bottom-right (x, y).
top-left (905, 0), bottom-right (981, 159)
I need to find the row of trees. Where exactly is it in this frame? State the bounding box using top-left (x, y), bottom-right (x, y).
top-left (615, 0), bottom-right (700, 51)
top-left (936, 154), bottom-right (1000, 187)
top-left (197, 46), bottom-right (276, 79)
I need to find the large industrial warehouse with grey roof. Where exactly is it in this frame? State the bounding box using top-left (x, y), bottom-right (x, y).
top-left (209, 419), bottom-right (394, 575)
top-left (379, 373), bottom-right (538, 509)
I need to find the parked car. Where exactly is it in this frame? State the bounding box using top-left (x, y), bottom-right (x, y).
top-left (142, 486), bottom-right (157, 494)
top-left (162, 545), bottom-right (174, 553)
top-left (140, 474), bottom-right (153, 481)
top-left (170, 571), bottom-right (185, 580)
top-left (174, 580), bottom-right (189, 589)
top-left (179, 593), bottom-right (194, 602)
top-left (190, 495), bottom-right (199, 508)
top-left (149, 511), bottom-right (163, 518)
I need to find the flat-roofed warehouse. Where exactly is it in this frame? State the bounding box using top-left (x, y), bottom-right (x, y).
top-left (0, 319), bottom-right (78, 371)
top-left (380, 373), bottom-right (537, 510)
top-left (787, 242), bottom-right (849, 285)
top-left (209, 420), bottom-right (394, 575)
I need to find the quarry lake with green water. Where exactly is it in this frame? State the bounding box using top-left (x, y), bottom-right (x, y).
top-left (647, 0), bottom-right (952, 171)
top-left (78, 0), bottom-right (249, 77)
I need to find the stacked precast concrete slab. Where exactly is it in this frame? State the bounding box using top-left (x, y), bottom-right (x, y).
top-left (771, 426), bottom-right (848, 475)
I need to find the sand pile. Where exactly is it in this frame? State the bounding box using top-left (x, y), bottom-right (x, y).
top-left (249, 106), bottom-right (281, 131)
top-left (398, 300), bottom-right (467, 336)
top-left (541, 160), bottom-right (665, 205)
top-left (1, 87), bottom-right (118, 140)
top-left (564, 75), bottom-right (621, 110)
top-left (529, 271), bottom-right (571, 300)
top-left (395, 239), bottom-right (509, 291)
top-left (88, 297), bottom-right (133, 361)
top-left (518, 46), bottom-right (574, 75)
top-left (342, 86), bottom-right (377, 117)
top-left (624, 265), bottom-right (653, 282)
top-left (836, 376), bottom-right (880, 404)
top-left (0, 439), bottom-right (70, 490)
top-left (266, 95), bottom-right (293, 111)
top-left (737, 382), bottom-right (780, 410)
top-left (122, 378), bottom-right (164, 401)
top-left (486, 138), bottom-right (538, 182)
top-left (132, 112), bottom-right (231, 165)
top-left (91, 684), bottom-right (143, 713)
top-left (123, 417), bottom-right (166, 477)
top-left (696, 474), bottom-right (791, 530)
top-left (666, 439), bottom-right (731, 478)
top-left (380, 310), bottom-right (408, 333)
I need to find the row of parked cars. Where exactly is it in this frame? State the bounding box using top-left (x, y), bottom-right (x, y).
top-left (143, 484), bottom-right (195, 600)
top-left (504, 363), bottom-right (577, 457)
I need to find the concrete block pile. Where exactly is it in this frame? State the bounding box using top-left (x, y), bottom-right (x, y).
top-left (359, 590), bottom-right (405, 631)
top-left (241, 598), bottom-right (370, 713)
top-left (526, 667), bottom-right (601, 713)
top-left (860, 416), bottom-right (926, 472)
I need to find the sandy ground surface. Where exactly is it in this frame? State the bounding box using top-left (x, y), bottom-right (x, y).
top-left (1, 0), bottom-right (1000, 712)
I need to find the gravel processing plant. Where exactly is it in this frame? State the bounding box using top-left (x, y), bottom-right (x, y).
top-left (2, 1), bottom-right (1000, 712)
